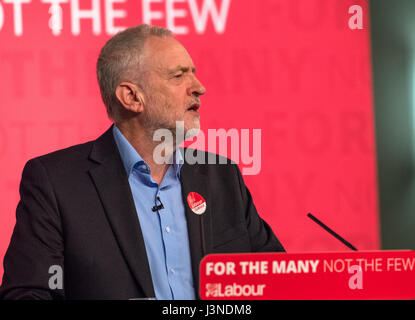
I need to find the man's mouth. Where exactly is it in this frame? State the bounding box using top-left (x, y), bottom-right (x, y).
top-left (187, 103), bottom-right (200, 112)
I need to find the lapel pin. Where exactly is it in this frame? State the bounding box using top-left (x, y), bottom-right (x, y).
top-left (187, 192), bottom-right (206, 215)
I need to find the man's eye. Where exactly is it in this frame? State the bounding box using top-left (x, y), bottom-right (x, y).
top-left (174, 74), bottom-right (183, 78)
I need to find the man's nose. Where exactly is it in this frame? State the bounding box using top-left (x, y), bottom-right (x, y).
top-left (188, 76), bottom-right (206, 97)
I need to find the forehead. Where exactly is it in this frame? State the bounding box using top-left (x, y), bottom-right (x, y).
top-left (142, 36), bottom-right (195, 72)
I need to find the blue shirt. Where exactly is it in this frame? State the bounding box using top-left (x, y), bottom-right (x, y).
top-left (112, 125), bottom-right (195, 300)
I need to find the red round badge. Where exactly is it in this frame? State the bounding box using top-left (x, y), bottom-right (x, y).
top-left (187, 192), bottom-right (207, 215)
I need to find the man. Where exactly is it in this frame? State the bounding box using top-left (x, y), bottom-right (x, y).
top-left (0, 24), bottom-right (284, 300)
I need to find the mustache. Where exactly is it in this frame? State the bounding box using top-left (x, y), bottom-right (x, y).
top-left (190, 98), bottom-right (200, 105)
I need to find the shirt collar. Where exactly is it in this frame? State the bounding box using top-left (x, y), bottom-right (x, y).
top-left (173, 147), bottom-right (184, 179)
top-left (112, 125), bottom-right (183, 179)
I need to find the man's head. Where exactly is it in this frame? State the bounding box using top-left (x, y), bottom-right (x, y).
top-left (96, 24), bottom-right (206, 137)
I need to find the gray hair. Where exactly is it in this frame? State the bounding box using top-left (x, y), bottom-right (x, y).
top-left (96, 24), bottom-right (172, 121)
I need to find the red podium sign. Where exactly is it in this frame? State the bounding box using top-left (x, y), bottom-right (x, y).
top-left (199, 251), bottom-right (415, 300)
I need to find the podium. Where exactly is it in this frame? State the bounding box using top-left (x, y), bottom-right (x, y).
top-left (199, 251), bottom-right (415, 299)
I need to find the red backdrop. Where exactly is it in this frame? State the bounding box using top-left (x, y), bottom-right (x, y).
top-left (0, 0), bottom-right (378, 281)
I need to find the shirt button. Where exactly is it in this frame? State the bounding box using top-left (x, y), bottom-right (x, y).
top-left (170, 268), bottom-right (175, 274)
top-left (165, 226), bottom-right (171, 233)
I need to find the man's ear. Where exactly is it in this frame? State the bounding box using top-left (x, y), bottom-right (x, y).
top-left (115, 82), bottom-right (145, 114)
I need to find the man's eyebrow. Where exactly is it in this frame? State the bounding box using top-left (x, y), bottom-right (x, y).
top-left (168, 66), bottom-right (196, 74)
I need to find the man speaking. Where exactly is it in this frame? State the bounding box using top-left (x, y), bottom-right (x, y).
top-left (0, 24), bottom-right (284, 300)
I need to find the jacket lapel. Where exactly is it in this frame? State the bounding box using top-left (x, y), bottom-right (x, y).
top-left (88, 126), bottom-right (155, 299)
top-left (180, 152), bottom-right (213, 299)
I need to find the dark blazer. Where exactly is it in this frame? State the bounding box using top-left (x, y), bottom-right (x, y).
top-left (0, 126), bottom-right (284, 300)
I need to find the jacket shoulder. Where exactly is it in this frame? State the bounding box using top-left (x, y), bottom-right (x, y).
top-left (30, 140), bottom-right (94, 168)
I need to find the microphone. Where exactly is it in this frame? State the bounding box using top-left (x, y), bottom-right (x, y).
top-left (307, 213), bottom-right (358, 251)
top-left (152, 197), bottom-right (164, 212)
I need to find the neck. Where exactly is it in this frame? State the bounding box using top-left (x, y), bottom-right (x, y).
top-left (115, 121), bottom-right (175, 185)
